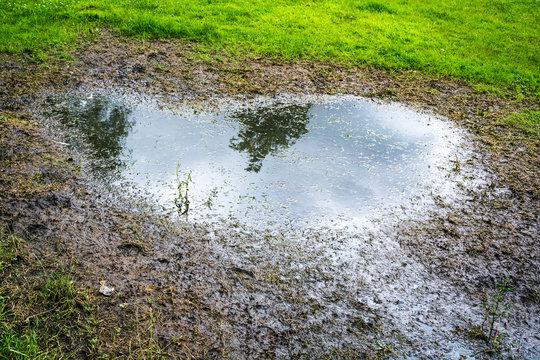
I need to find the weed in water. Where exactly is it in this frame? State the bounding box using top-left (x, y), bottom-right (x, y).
top-left (204, 187), bottom-right (219, 209)
top-left (174, 163), bottom-right (192, 215)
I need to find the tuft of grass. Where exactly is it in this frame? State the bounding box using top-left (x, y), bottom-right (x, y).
top-left (0, 321), bottom-right (43, 359)
top-left (503, 110), bottom-right (539, 136)
top-left (0, 0), bottom-right (538, 90)
top-left (0, 238), bottom-right (95, 358)
top-left (0, 232), bottom-right (23, 273)
top-left (470, 276), bottom-right (516, 356)
top-left (0, 228), bottom-right (167, 359)
top-left (129, 307), bottom-right (165, 360)
top-left (359, 2), bottom-right (397, 14)
top-left (0, 229), bottom-right (94, 358)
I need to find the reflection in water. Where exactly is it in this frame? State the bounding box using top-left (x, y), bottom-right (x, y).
top-left (228, 104), bottom-right (311, 172)
top-left (44, 93), bottom-right (462, 230)
top-left (48, 96), bottom-right (133, 175)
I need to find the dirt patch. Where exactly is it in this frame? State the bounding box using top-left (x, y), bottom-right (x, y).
top-left (0, 29), bottom-right (539, 358)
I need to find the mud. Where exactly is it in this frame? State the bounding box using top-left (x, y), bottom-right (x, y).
top-left (0, 29), bottom-right (539, 359)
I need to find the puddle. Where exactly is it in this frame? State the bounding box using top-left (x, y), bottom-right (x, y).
top-left (45, 93), bottom-right (466, 231)
top-left (43, 92), bottom-right (498, 357)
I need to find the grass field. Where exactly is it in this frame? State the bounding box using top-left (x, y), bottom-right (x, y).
top-left (1, 0), bottom-right (538, 91)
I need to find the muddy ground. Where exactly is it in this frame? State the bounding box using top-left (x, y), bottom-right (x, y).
top-left (0, 30), bottom-right (538, 359)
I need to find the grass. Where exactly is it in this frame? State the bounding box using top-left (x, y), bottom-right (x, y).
top-left (0, 0), bottom-right (538, 91)
top-left (0, 230), bottom-right (95, 359)
top-left (469, 276), bottom-right (517, 356)
top-left (0, 228), bottom-right (166, 359)
top-left (503, 110), bottom-right (539, 136)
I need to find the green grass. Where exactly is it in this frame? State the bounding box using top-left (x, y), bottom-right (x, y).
top-left (0, 230), bottom-right (94, 359)
top-left (0, 0), bottom-right (538, 90)
top-left (0, 228), bottom-right (167, 359)
top-left (504, 110), bottom-right (539, 136)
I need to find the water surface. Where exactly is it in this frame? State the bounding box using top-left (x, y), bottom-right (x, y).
top-left (47, 93), bottom-right (462, 231)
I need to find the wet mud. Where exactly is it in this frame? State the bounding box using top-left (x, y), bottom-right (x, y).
top-left (0, 30), bottom-right (539, 359)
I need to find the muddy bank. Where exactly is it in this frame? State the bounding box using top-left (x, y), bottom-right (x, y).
top-left (0, 30), bottom-right (539, 358)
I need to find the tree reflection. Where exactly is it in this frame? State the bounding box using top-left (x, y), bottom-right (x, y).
top-left (50, 96), bottom-right (133, 175)
top-left (228, 103), bottom-right (312, 172)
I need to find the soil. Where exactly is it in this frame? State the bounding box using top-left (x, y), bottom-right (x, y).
top-left (0, 30), bottom-right (538, 359)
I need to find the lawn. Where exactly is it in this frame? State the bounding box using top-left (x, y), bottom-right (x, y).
top-left (1, 0), bottom-right (538, 90)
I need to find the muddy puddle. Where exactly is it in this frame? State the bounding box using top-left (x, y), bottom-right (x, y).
top-left (40, 92), bottom-right (537, 358)
top-left (45, 93), bottom-right (470, 229)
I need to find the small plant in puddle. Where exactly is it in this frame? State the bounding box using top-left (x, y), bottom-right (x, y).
top-left (174, 164), bottom-right (192, 215)
top-left (450, 154), bottom-right (461, 174)
top-left (473, 276), bottom-right (515, 355)
top-left (204, 187), bottom-right (218, 209)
